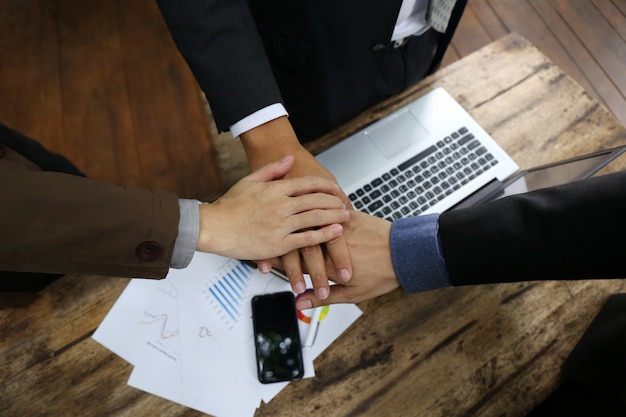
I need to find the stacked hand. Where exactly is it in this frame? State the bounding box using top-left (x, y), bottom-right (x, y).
top-left (238, 116), bottom-right (401, 307)
top-left (286, 211), bottom-right (400, 310)
top-left (197, 155), bottom-right (350, 265)
top-left (240, 117), bottom-right (353, 300)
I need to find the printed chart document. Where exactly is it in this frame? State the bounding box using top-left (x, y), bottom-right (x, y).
top-left (93, 278), bottom-right (181, 388)
top-left (94, 252), bottom-right (362, 417)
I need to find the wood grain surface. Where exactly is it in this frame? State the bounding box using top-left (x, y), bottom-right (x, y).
top-left (2, 33), bottom-right (625, 417)
top-left (0, 0), bottom-right (222, 199)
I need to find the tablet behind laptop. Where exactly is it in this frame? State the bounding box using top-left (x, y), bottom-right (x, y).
top-left (453, 145), bottom-right (626, 209)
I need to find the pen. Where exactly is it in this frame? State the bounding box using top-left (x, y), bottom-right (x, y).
top-left (268, 267), bottom-right (290, 283)
top-left (304, 306), bottom-right (323, 347)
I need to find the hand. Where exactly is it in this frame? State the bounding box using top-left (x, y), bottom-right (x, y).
top-left (294, 211), bottom-right (400, 310)
top-left (196, 155), bottom-right (350, 260)
top-left (268, 147), bottom-right (353, 297)
top-left (240, 117), bottom-right (352, 298)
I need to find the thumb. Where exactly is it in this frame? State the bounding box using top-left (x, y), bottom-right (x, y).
top-left (245, 155), bottom-right (294, 182)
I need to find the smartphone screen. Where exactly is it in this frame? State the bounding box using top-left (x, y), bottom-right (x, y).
top-left (251, 291), bottom-right (304, 384)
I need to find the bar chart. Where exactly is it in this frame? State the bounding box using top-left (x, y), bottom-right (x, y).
top-left (203, 260), bottom-right (253, 330)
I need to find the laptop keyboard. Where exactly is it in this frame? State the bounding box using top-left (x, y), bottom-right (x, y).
top-left (348, 127), bottom-right (500, 221)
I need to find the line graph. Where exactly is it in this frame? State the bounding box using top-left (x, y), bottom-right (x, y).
top-left (139, 311), bottom-right (179, 339)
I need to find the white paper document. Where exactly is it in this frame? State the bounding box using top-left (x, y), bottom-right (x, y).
top-left (93, 252), bottom-right (362, 417)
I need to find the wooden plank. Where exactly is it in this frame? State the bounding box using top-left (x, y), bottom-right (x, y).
top-left (114, 0), bottom-right (222, 197)
top-left (531, 0), bottom-right (626, 126)
top-left (441, 43), bottom-right (461, 68)
top-left (0, 275), bottom-right (127, 379)
top-left (593, 0), bottom-right (626, 41)
top-left (552, 0), bottom-right (626, 99)
top-left (470, 0), bottom-right (510, 40)
top-left (487, 0), bottom-right (598, 99)
top-left (553, 0), bottom-right (626, 120)
top-left (56, 0), bottom-right (135, 183)
top-left (0, 0), bottom-right (64, 149)
top-left (528, 0), bottom-right (605, 101)
top-left (443, 279), bottom-right (626, 416)
top-left (444, 0), bottom-right (511, 77)
top-left (1, 0), bottom-right (222, 197)
top-left (613, 0), bottom-right (626, 15)
top-left (1, 331), bottom-right (200, 416)
top-left (431, 40), bottom-right (626, 169)
top-left (449, 3), bottom-right (495, 57)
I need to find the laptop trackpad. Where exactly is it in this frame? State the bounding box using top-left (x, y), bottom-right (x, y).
top-left (365, 110), bottom-right (429, 159)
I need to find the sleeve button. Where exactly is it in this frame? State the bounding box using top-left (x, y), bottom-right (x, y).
top-left (136, 241), bottom-right (162, 262)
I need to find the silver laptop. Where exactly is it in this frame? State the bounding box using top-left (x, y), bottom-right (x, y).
top-left (316, 87), bottom-right (625, 219)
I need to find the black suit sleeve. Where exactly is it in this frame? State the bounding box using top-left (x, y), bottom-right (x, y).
top-left (439, 171), bottom-right (626, 286)
top-left (156, 0), bottom-right (284, 132)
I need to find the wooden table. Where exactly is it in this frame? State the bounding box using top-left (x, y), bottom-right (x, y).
top-left (2, 32), bottom-right (626, 417)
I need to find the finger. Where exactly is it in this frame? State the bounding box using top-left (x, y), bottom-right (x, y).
top-left (282, 250), bottom-right (306, 294)
top-left (323, 235), bottom-right (352, 283)
top-left (283, 224), bottom-right (344, 252)
top-left (343, 195), bottom-right (353, 210)
top-left (269, 257), bottom-right (284, 270)
top-left (256, 259), bottom-right (272, 273)
top-left (244, 155), bottom-right (294, 183)
top-left (337, 188), bottom-right (352, 210)
top-left (302, 244), bottom-right (329, 300)
top-left (284, 207), bottom-right (349, 235)
top-left (287, 193), bottom-right (347, 215)
top-left (295, 289), bottom-right (322, 310)
top-left (295, 286), bottom-right (354, 310)
top-left (280, 175), bottom-right (341, 198)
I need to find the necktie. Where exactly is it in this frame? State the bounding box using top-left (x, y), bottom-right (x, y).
top-left (426, 0), bottom-right (457, 33)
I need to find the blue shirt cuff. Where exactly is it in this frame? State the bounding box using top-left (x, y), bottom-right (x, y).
top-left (389, 214), bottom-right (451, 293)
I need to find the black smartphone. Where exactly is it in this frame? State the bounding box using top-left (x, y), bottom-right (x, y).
top-left (251, 291), bottom-right (304, 384)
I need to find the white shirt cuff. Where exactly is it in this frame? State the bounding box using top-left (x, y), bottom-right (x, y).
top-left (229, 103), bottom-right (289, 138)
top-left (171, 199), bottom-right (200, 269)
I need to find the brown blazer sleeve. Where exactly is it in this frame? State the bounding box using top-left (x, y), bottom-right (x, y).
top-left (439, 170), bottom-right (626, 286)
top-left (0, 145), bottom-right (180, 279)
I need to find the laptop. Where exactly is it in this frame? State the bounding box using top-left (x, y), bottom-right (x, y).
top-left (316, 87), bottom-right (626, 219)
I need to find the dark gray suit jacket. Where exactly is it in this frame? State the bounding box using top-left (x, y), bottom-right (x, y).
top-left (440, 170), bottom-right (626, 286)
top-left (156, 0), bottom-right (467, 139)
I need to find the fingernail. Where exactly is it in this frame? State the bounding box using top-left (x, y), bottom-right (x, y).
top-left (339, 268), bottom-right (351, 282)
top-left (296, 298), bottom-right (313, 310)
top-left (280, 155), bottom-right (292, 163)
top-left (317, 287), bottom-right (329, 300)
top-left (332, 224), bottom-right (343, 235)
top-left (259, 264), bottom-right (270, 273)
top-left (294, 282), bottom-right (306, 294)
